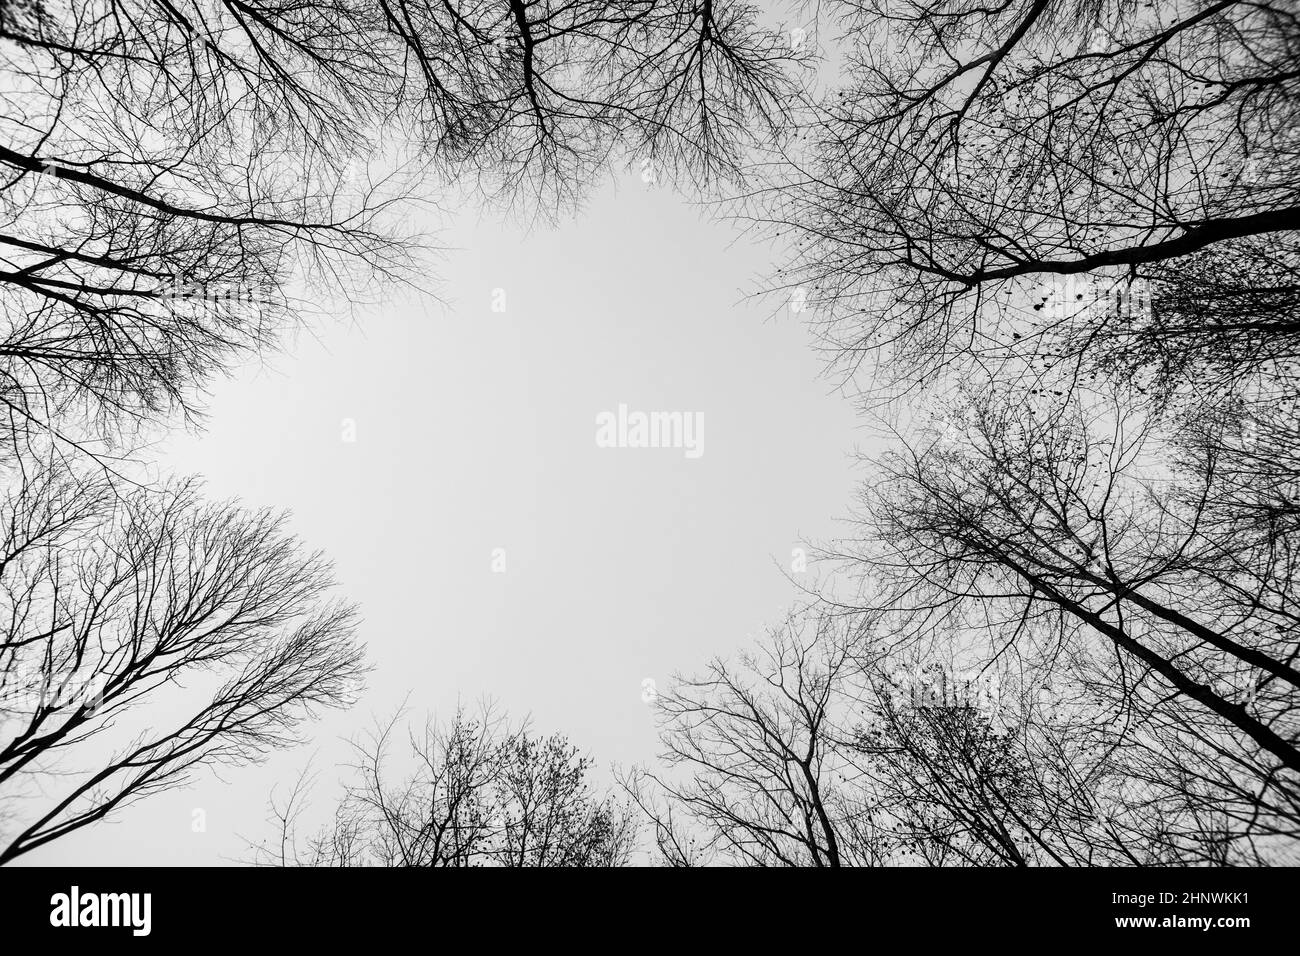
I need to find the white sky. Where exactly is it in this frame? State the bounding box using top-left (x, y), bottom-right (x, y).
top-left (25, 169), bottom-right (868, 865)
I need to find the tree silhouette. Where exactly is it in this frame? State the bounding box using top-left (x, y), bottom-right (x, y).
top-left (625, 611), bottom-right (896, 867)
top-left (840, 386), bottom-right (1300, 863)
top-left (755, 0), bottom-right (1299, 392)
top-left (0, 456), bottom-right (366, 864)
top-left (2, 0), bottom-right (801, 459)
top-left (253, 703), bottom-right (637, 866)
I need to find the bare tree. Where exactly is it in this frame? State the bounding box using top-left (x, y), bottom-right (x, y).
top-left (0, 454), bottom-right (367, 864)
top-left (1, 0), bottom-right (803, 462)
top-left (717, 0), bottom-right (1300, 866)
top-left (859, 644), bottom-right (1164, 867)
top-left (626, 609), bottom-right (896, 867)
top-left (606, 0), bottom-right (1300, 868)
top-left (752, 0), bottom-right (1299, 394)
top-left (254, 703), bottom-right (637, 867)
top-left (835, 385), bottom-right (1300, 863)
top-left (629, 596), bottom-right (1295, 866)
top-left (1, 0), bottom-right (414, 458)
top-left (863, 686), bottom-right (1041, 867)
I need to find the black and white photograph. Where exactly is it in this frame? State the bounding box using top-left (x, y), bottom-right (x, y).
top-left (0, 0), bottom-right (1294, 938)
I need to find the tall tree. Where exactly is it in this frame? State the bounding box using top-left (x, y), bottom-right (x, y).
top-left (0, 456), bottom-right (366, 864)
top-left (754, 0), bottom-right (1299, 394)
top-left (2, 0), bottom-right (801, 459)
top-left (626, 610), bottom-right (895, 867)
top-left (844, 388), bottom-right (1300, 863)
top-left (253, 703), bottom-right (637, 866)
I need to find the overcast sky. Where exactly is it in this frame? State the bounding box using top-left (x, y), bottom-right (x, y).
top-left (25, 168), bottom-right (868, 866)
